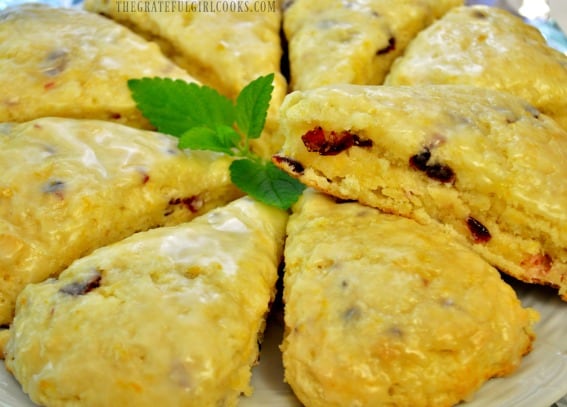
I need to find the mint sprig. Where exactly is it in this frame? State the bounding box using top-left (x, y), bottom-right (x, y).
top-left (235, 73), bottom-right (274, 140)
top-left (128, 74), bottom-right (305, 210)
top-left (128, 78), bottom-right (235, 137)
top-left (230, 159), bottom-right (305, 210)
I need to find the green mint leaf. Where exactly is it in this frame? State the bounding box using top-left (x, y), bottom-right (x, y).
top-left (179, 125), bottom-right (241, 155)
top-left (128, 77), bottom-right (235, 137)
top-left (129, 73), bottom-right (304, 209)
top-left (229, 158), bottom-right (305, 210)
top-left (235, 73), bottom-right (274, 140)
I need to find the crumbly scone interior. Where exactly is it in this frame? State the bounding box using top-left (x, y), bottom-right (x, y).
top-left (274, 85), bottom-right (567, 301)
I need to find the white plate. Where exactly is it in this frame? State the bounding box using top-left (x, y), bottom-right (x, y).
top-left (0, 279), bottom-right (565, 407)
top-left (0, 1), bottom-right (565, 406)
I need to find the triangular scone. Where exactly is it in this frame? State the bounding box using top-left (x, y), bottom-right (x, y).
top-left (282, 0), bottom-right (463, 90)
top-left (0, 4), bottom-right (197, 129)
top-left (385, 5), bottom-right (567, 132)
top-left (282, 190), bottom-right (537, 407)
top-left (83, 0), bottom-right (287, 158)
top-left (273, 84), bottom-right (567, 300)
top-left (0, 117), bottom-right (242, 325)
top-left (5, 197), bottom-right (288, 407)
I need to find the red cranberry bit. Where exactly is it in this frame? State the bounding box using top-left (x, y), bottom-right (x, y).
top-left (376, 37), bottom-right (396, 55)
top-left (353, 136), bottom-right (373, 148)
top-left (521, 253), bottom-right (552, 276)
top-left (169, 196), bottom-right (203, 213)
top-left (466, 216), bottom-right (491, 243)
top-left (409, 148), bottom-right (431, 170)
top-left (409, 147), bottom-right (455, 183)
top-left (333, 197), bottom-right (357, 204)
top-left (302, 126), bottom-right (372, 156)
top-left (59, 272), bottom-right (102, 296)
top-left (302, 126), bottom-right (326, 152)
top-left (138, 170), bottom-right (150, 184)
top-left (272, 155), bottom-right (304, 174)
top-left (425, 163), bottom-right (456, 183)
top-left (181, 196), bottom-right (203, 213)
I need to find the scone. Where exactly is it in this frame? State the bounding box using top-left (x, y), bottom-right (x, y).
top-left (4, 197), bottom-right (288, 407)
top-left (273, 84), bottom-right (567, 300)
top-left (0, 117), bottom-right (242, 325)
top-left (385, 5), bottom-right (567, 131)
top-left (281, 190), bottom-right (537, 407)
top-left (84, 0), bottom-right (287, 158)
top-left (282, 0), bottom-right (463, 90)
top-left (0, 4), bottom-right (196, 129)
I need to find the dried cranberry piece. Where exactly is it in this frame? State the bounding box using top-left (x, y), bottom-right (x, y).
top-left (425, 163), bottom-right (455, 183)
top-left (138, 170), bottom-right (150, 184)
top-left (302, 126), bottom-right (327, 152)
top-left (376, 37), bottom-right (396, 55)
top-left (409, 148), bottom-right (455, 183)
top-left (272, 155), bottom-right (304, 174)
top-left (409, 149), bottom-right (431, 170)
top-left (353, 137), bottom-right (373, 148)
top-left (301, 127), bottom-right (372, 156)
top-left (521, 253), bottom-right (552, 275)
top-left (60, 272), bottom-right (102, 296)
top-left (181, 196), bottom-right (203, 213)
top-left (169, 196), bottom-right (203, 213)
top-left (466, 217), bottom-right (491, 243)
top-left (333, 197), bottom-right (357, 204)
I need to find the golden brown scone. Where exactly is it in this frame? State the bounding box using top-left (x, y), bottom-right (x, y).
top-left (83, 0), bottom-right (287, 158)
top-left (282, 190), bottom-right (538, 407)
top-left (5, 197), bottom-right (288, 407)
top-left (282, 0), bottom-right (463, 90)
top-left (273, 84), bottom-right (567, 301)
top-left (0, 4), bottom-right (197, 129)
top-left (385, 5), bottom-right (567, 131)
top-left (0, 117), bottom-right (242, 325)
